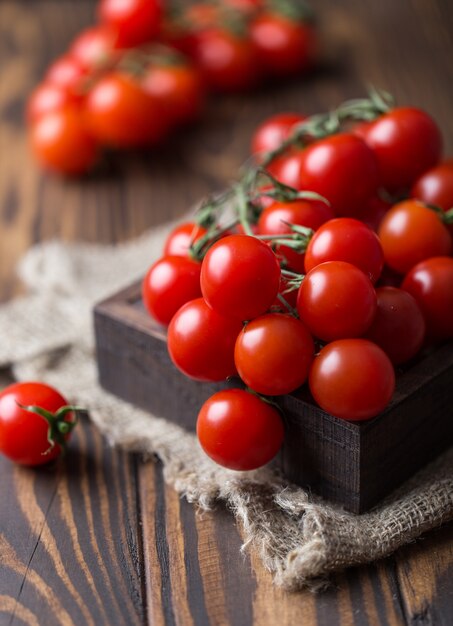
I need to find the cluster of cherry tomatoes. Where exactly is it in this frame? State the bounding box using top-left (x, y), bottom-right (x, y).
top-left (27, 0), bottom-right (317, 176)
top-left (141, 90), bottom-right (453, 473)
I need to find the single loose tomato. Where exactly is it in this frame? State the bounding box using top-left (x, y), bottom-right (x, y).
top-left (167, 298), bottom-right (242, 381)
top-left (249, 13), bottom-right (316, 76)
top-left (98, 0), bottom-right (162, 48)
top-left (304, 217), bottom-right (384, 283)
top-left (197, 389), bottom-right (284, 470)
top-left (0, 382), bottom-right (77, 466)
top-left (272, 133), bottom-right (379, 216)
top-left (70, 26), bottom-right (116, 72)
top-left (163, 222), bottom-right (207, 257)
top-left (402, 256), bottom-right (453, 341)
top-left (234, 313), bottom-right (314, 395)
top-left (257, 199), bottom-right (334, 272)
top-left (309, 339), bottom-right (395, 421)
top-left (378, 200), bottom-right (451, 274)
top-left (251, 112), bottom-right (306, 158)
top-left (297, 261), bottom-right (377, 342)
top-left (354, 107), bottom-right (443, 192)
top-left (365, 287), bottom-right (425, 365)
top-left (30, 107), bottom-right (98, 175)
top-left (200, 235), bottom-right (281, 320)
top-left (142, 61), bottom-right (205, 126)
top-left (85, 72), bottom-right (166, 147)
top-left (142, 256), bottom-right (201, 325)
top-left (193, 29), bottom-right (258, 92)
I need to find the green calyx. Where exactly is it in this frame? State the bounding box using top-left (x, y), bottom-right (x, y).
top-left (18, 403), bottom-right (82, 458)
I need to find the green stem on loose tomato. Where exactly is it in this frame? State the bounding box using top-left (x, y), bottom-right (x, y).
top-left (17, 402), bottom-right (81, 457)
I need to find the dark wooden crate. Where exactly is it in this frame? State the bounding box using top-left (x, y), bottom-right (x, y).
top-left (94, 280), bottom-right (453, 513)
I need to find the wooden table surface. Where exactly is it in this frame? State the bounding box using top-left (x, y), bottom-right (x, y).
top-left (1, 1), bottom-right (453, 624)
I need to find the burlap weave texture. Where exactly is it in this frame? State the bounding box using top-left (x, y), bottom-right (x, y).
top-left (1, 226), bottom-right (452, 591)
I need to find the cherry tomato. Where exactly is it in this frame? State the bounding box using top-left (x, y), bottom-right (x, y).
top-left (167, 298), bottom-right (242, 381)
top-left (163, 222), bottom-right (207, 257)
top-left (251, 112), bottom-right (306, 158)
top-left (309, 339), bottom-right (395, 421)
top-left (193, 29), bottom-right (258, 92)
top-left (234, 313), bottom-right (314, 395)
top-left (142, 61), bottom-right (205, 126)
top-left (85, 72), bottom-right (167, 147)
top-left (365, 287), bottom-right (425, 365)
top-left (360, 195), bottom-right (392, 233)
top-left (200, 235), bottom-right (281, 320)
top-left (257, 199), bottom-right (334, 272)
top-left (297, 261), bottom-right (377, 342)
top-left (402, 256), bottom-right (453, 341)
top-left (142, 256), bottom-right (201, 325)
top-left (378, 200), bottom-right (451, 274)
top-left (197, 389), bottom-right (284, 470)
top-left (0, 382), bottom-right (76, 466)
top-left (70, 26), bottom-right (116, 72)
top-left (354, 107), bottom-right (443, 192)
top-left (98, 0), bottom-right (162, 48)
top-left (304, 217), bottom-right (384, 283)
top-left (30, 107), bottom-right (98, 175)
top-left (45, 55), bottom-right (87, 94)
top-left (272, 133), bottom-right (379, 216)
top-left (274, 276), bottom-right (298, 309)
top-left (27, 82), bottom-right (74, 123)
top-left (411, 161), bottom-right (453, 235)
top-left (249, 13), bottom-right (316, 76)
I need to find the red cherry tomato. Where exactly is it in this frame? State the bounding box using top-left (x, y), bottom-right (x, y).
top-left (365, 287), bottom-right (425, 365)
top-left (45, 55), bottom-right (87, 94)
top-left (197, 389), bottom-right (284, 470)
top-left (168, 297), bottom-right (242, 381)
top-left (304, 217), bottom-right (384, 283)
top-left (361, 195), bottom-right (392, 232)
top-left (142, 61), bottom-right (205, 126)
top-left (297, 261), bottom-right (377, 342)
top-left (98, 0), bottom-right (162, 48)
top-left (30, 107), bottom-right (98, 175)
top-left (0, 382), bottom-right (76, 466)
top-left (70, 26), bottom-right (116, 71)
top-left (142, 256), bottom-right (201, 325)
top-left (251, 112), bottom-right (306, 157)
top-left (272, 133), bottom-right (379, 216)
top-left (85, 72), bottom-right (167, 147)
top-left (378, 200), bottom-right (451, 274)
top-left (200, 235), bottom-right (281, 320)
top-left (411, 161), bottom-right (453, 235)
top-left (354, 107), bottom-right (443, 192)
top-left (309, 339), bottom-right (395, 421)
top-left (257, 199), bottom-right (334, 272)
top-left (27, 82), bottom-right (74, 123)
top-left (193, 29), bottom-right (258, 92)
top-left (249, 13), bottom-right (316, 76)
top-left (163, 222), bottom-right (207, 257)
top-left (234, 313), bottom-right (314, 395)
top-left (402, 256), bottom-right (453, 341)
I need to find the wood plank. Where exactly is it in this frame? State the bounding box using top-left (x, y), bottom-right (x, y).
top-left (0, 415), bottom-right (146, 626)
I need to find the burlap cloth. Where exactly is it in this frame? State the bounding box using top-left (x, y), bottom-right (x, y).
top-left (1, 224), bottom-right (453, 591)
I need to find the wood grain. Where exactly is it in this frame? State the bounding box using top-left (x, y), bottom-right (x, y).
top-left (1, 0), bottom-right (453, 624)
